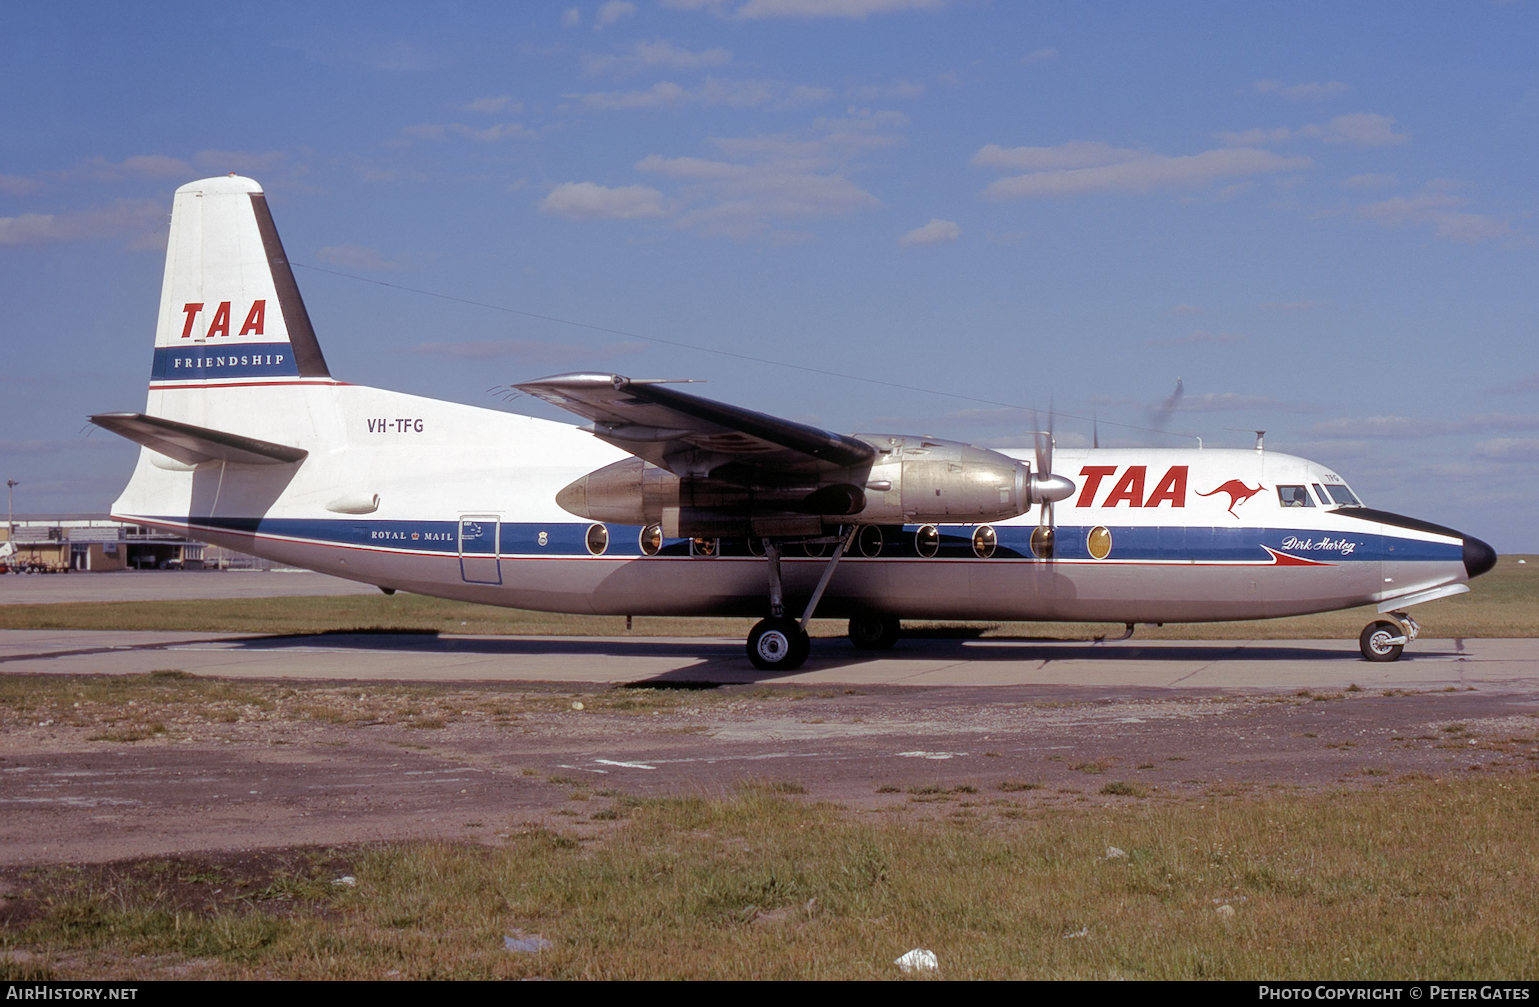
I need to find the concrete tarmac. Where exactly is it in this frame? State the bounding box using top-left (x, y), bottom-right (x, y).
top-left (2, 629), bottom-right (1534, 693)
top-left (0, 569), bottom-right (379, 605)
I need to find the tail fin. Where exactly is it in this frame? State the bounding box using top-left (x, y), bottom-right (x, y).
top-left (150, 175), bottom-right (329, 385)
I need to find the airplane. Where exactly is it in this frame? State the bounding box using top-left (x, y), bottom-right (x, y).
top-left (91, 175), bottom-right (1498, 670)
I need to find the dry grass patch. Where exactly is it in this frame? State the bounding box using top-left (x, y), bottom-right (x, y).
top-left (7, 777), bottom-right (1539, 979)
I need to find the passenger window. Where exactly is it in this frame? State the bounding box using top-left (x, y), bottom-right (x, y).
top-left (1277, 485), bottom-right (1314, 508)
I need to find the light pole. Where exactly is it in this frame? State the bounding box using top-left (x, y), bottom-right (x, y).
top-left (5, 479), bottom-right (15, 544)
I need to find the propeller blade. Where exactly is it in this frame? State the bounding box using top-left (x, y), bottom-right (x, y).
top-left (1028, 401), bottom-right (1075, 516)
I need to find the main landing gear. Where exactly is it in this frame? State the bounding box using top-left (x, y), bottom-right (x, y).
top-left (1359, 611), bottom-right (1419, 663)
top-left (847, 614), bottom-right (901, 650)
top-left (746, 527), bottom-right (865, 672)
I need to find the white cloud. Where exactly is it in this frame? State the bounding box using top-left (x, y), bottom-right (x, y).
top-left (1323, 112), bottom-right (1408, 146)
top-left (1492, 372), bottom-right (1539, 394)
top-left (0, 174), bottom-right (40, 195)
top-left (1216, 113), bottom-right (1408, 148)
top-left (316, 244), bottom-right (399, 271)
top-left (463, 95), bottom-right (522, 114)
top-left (626, 112), bottom-right (899, 238)
top-left (1021, 48), bottom-right (1057, 64)
top-left (639, 152), bottom-right (879, 230)
top-left (562, 7), bottom-right (581, 27)
top-left (1308, 414), bottom-right (1539, 439)
top-left (1178, 392), bottom-right (1313, 413)
top-left (77, 154), bottom-right (194, 180)
top-left (583, 40), bottom-right (732, 77)
top-left (898, 218), bottom-right (960, 246)
top-left (1474, 437), bottom-right (1539, 462)
top-left (594, 1), bottom-right (637, 29)
top-left (1253, 79), bottom-right (1350, 100)
top-left (0, 199), bottom-right (164, 247)
top-left (844, 79), bottom-right (925, 101)
top-left (191, 149), bottom-right (293, 176)
top-left (1355, 186), bottom-right (1510, 244)
top-left (811, 108), bottom-right (910, 149)
top-left (569, 77), bottom-right (831, 110)
top-left (1143, 330), bottom-right (1247, 348)
top-left (1215, 127), bottom-right (1299, 147)
top-left (401, 122), bottom-right (536, 142)
top-left (971, 140), bottom-right (1146, 171)
top-left (734, 0), bottom-right (943, 18)
top-left (569, 81), bottom-right (690, 109)
top-left (540, 182), bottom-right (670, 220)
top-left (1341, 172), bottom-right (1397, 189)
top-left (980, 147), bottom-right (1313, 201)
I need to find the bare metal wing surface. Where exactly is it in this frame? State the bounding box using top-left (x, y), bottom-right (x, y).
top-left (515, 372), bottom-right (1049, 547)
top-left (514, 373), bottom-right (876, 478)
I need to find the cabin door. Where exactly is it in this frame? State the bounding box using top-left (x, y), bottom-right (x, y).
top-left (458, 515), bottom-right (502, 585)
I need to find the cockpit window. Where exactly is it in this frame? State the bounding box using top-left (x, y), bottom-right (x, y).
top-left (1325, 484), bottom-right (1360, 507)
top-left (1312, 483), bottom-right (1330, 506)
top-left (1277, 485), bottom-right (1314, 508)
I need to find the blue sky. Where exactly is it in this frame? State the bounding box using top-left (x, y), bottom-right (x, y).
top-left (2, 1), bottom-right (1536, 551)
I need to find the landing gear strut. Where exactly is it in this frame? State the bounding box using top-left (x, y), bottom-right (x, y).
top-left (1359, 610), bottom-right (1419, 663)
top-left (745, 527), bottom-right (858, 671)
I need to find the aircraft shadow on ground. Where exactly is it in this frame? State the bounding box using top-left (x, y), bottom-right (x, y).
top-left (223, 632), bottom-right (1433, 679)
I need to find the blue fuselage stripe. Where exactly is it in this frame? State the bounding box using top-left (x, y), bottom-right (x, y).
top-left (157, 517), bottom-right (1463, 564)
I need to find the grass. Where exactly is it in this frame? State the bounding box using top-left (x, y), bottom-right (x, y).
top-left (3, 776), bottom-right (1538, 980)
top-left (0, 555), bottom-right (1533, 638)
top-left (0, 673), bottom-right (742, 740)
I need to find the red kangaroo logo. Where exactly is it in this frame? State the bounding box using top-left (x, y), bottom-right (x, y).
top-left (1197, 479), bottom-right (1264, 519)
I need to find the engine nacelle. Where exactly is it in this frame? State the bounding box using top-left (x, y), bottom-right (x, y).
top-left (852, 435), bottom-right (1031, 524)
top-left (557, 458), bottom-right (849, 538)
top-left (554, 435), bottom-right (1044, 538)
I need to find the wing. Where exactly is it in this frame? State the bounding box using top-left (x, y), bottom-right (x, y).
top-left (514, 373), bottom-right (875, 479)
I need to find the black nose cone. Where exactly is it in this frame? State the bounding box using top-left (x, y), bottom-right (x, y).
top-left (1463, 535), bottom-right (1498, 579)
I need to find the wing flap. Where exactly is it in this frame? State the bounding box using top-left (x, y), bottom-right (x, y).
top-left (516, 373), bottom-right (875, 477)
top-left (89, 412), bottom-right (308, 466)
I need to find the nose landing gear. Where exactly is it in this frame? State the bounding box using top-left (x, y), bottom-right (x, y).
top-left (1359, 611), bottom-right (1419, 662)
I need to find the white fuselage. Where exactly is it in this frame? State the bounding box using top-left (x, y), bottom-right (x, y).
top-left (111, 378), bottom-right (1477, 625)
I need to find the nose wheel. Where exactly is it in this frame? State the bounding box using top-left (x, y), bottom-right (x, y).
top-left (1359, 611), bottom-right (1418, 662)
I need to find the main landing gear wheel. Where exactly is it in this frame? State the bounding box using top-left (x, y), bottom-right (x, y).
top-left (1359, 621), bottom-right (1405, 663)
top-left (848, 615), bottom-right (900, 650)
top-left (748, 617), bottom-right (811, 671)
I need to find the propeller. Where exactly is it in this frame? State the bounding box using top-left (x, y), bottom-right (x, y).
top-left (1029, 406), bottom-right (1077, 560)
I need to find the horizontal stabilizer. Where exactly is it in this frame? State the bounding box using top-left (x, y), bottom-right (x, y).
top-left (89, 412), bottom-right (308, 466)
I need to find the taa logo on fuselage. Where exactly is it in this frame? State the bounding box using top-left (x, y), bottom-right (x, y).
top-left (180, 300), bottom-right (266, 339)
top-left (1075, 466), bottom-right (1188, 508)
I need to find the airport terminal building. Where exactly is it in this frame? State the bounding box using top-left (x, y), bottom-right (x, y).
top-left (1, 516), bottom-right (266, 573)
